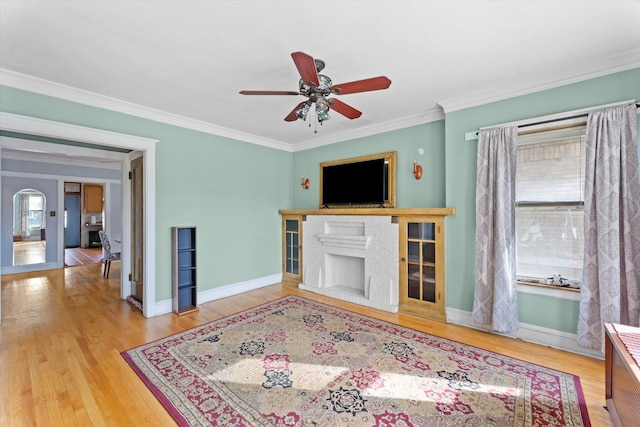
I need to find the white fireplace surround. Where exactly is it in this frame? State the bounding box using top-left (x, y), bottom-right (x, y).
top-left (299, 215), bottom-right (399, 312)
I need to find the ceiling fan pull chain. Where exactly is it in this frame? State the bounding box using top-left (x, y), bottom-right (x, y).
top-left (314, 109), bottom-right (318, 133)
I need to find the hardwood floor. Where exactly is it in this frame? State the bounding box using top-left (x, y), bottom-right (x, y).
top-left (65, 247), bottom-right (103, 266)
top-left (12, 240), bottom-right (46, 265)
top-left (11, 243), bottom-right (102, 267)
top-left (0, 265), bottom-right (613, 426)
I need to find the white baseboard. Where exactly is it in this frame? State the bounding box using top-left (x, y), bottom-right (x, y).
top-left (446, 307), bottom-right (603, 359)
top-left (1, 261), bottom-right (62, 274)
top-left (154, 273), bottom-right (283, 316)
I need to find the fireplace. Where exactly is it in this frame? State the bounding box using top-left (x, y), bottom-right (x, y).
top-left (325, 254), bottom-right (365, 295)
top-left (88, 230), bottom-right (102, 248)
top-left (299, 215), bottom-right (399, 312)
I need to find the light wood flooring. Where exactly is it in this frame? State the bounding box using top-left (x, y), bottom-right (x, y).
top-left (12, 240), bottom-right (46, 266)
top-left (0, 264), bottom-right (613, 426)
top-left (12, 242), bottom-right (103, 267)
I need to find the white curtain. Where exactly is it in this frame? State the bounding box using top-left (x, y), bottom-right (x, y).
top-left (473, 126), bottom-right (519, 333)
top-left (19, 193), bottom-right (30, 239)
top-left (577, 104), bottom-right (640, 350)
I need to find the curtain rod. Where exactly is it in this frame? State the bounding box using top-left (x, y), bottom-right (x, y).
top-left (465, 100), bottom-right (639, 141)
top-left (519, 102), bottom-right (640, 130)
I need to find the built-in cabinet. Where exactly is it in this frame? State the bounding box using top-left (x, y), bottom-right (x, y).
top-left (171, 226), bottom-right (198, 315)
top-left (281, 215), bottom-right (303, 285)
top-left (399, 216), bottom-right (446, 321)
top-left (83, 184), bottom-right (103, 213)
top-left (279, 208), bottom-right (454, 321)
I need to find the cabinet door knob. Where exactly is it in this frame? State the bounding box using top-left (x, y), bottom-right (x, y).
top-left (401, 257), bottom-right (406, 262)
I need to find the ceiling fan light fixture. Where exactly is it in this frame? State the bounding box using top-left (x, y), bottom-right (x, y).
top-left (299, 80), bottom-right (312, 96)
top-left (318, 74), bottom-right (332, 91)
top-left (296, 101), bottom-right (312, 120)
top-left (315, 96), bottom-right (330, 123)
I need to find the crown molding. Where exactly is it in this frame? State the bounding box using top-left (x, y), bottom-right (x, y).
top-left (0, 68), bottom-right (293, 152)
top-left (0, 141), bottom-right (123, 169)
top-left (438, 49), bottom-right (640, 113)
top-left (0, 111), bottom-right (157, 151)
top-left (1, 149), bottom-right (122, 169)
top-left (0, 67), bottom-right (439, 153)
top-left (292, 107), bottom-right (444, 152)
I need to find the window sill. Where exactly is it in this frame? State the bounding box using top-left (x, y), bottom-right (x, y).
top-left (517, 280), bottom-right (580, 301)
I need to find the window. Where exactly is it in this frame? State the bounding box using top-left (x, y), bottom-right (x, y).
top-left (28, 194), bottom-right (45, 229)
top-left (515, 125), bottom-right (586, 288)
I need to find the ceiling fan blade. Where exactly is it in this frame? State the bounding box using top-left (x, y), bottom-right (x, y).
top-left (329, 98), bottom-right (362, 119)
top-left (284, 102), bottom-right (306, 122)
top-left (239, 90), bottom-right (300, 95)
top-left (332, 76), bottom-right (392, 95)
top-left (291, 51), bottom-right (319, 86)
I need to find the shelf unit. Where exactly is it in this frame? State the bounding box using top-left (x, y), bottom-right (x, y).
top-left (171, 226), bottom-right (198, 315)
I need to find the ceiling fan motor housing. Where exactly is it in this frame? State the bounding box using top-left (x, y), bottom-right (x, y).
top-left (299, 74), bottom-right (332, 96)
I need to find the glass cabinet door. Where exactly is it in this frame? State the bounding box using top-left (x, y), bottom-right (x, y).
top-left (285, 219), bottom-right (299, 275)
top-left (282, 216), bottom-right (302, 284)
top-left (400, 217), bottom-right (445, 321)
top-left (406, 222), bottom-right (436, 303)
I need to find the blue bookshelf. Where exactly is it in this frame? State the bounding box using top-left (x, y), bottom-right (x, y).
top-left (171, 226), bottom-right (198, 315)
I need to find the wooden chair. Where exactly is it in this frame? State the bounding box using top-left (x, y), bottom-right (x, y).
top-left (98, 230), bottom-right (121, 278)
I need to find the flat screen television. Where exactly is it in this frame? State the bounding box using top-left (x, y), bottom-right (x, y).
top-left (320, 152), bottom-right (396, 207)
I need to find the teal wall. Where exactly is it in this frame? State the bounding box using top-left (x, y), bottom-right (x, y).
top-left (0, 86), bottom-right (292, 302)
top-left (444, 68), bottom-right (640, 334)
top-left (2, 67), bottom-right (638, 333)
top-left (293, 121), bottom-right (446, 209)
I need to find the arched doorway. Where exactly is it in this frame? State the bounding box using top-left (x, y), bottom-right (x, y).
top-left (12, 189), bottom-right (46, 266)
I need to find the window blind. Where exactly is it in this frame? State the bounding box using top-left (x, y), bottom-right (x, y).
top-left (516, 126), bottom-right (586, 204)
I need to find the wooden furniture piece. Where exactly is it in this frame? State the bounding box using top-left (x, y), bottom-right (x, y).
top-left (171, 227), bottom-right (198, 315)
top-left (279, 208), bottom-right (455, 321)
top-left (605, 323), bottom-right (640, 427)
top-left (398, 215), bottom-right (447, 322)
top-left (281, 214), bottom-right (303, 285)
top-left (83, 184), bottom-right (103, 213)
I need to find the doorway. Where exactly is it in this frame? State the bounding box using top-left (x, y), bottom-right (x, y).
top-left (64, 190), bottom-right (81, 248)
top-left (1, 112), bottom-right (158, 318)
top-left (12, 189), bottom-right (46, 266)
top-left (130, 156), bottom-right (144, 306)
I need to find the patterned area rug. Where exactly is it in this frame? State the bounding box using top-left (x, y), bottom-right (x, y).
top-left (122, 296), bottom-right (590, 426)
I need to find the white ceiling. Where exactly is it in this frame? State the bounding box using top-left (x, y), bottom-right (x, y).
top-left (1, 0), bottom-right (639, 152)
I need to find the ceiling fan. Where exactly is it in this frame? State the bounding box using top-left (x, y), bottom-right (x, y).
top-left (239, 51), bottom-right (391, 125)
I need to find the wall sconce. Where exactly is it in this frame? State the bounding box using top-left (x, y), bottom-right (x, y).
top-left (412, 161), bottom-right (423, 180)
top-left (301, 177), bottom-right (310, 190)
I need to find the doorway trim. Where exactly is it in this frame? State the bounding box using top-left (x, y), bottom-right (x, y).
top-left (0, 112), bottom-right (159, 318)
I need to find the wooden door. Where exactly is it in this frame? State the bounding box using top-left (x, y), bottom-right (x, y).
top-left (131, 156), bottom-right (144, 304)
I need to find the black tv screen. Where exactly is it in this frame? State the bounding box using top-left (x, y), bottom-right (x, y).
top-left (322, 159), bottom-right (387, 206)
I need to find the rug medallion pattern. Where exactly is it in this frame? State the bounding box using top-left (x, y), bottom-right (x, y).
top-left (122, 296), bottom-right (589, 426)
